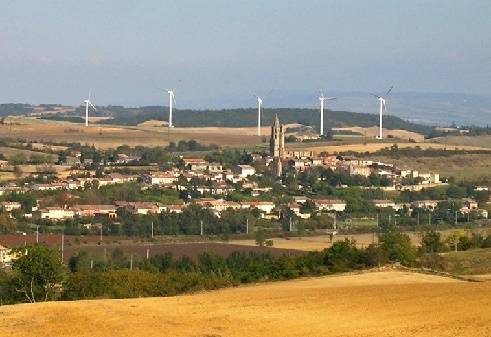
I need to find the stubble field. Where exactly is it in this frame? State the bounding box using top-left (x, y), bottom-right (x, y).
top-left (0, 271), bottom-right (489, 337)
top-left (0, 118), bottom-right (269, 149)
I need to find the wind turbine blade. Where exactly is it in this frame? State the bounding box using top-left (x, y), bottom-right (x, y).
top-left (370, 93), bottom-right (381, 99)
top-left (386, 85), bottom-right (394, 96)
top-left (326, 97), bottom-right (336, 101)
top-left (264, 89), bottom-right (274, 100)
top-left (89, 102), bottom-right (96, 110)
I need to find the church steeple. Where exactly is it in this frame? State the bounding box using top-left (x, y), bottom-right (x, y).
top-left (270, 113), bottom-right (285, 176)
top-left (273, 113), bottom-right (280, 128)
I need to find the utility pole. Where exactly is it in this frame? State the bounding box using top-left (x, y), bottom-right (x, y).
top-left (246, 218), bottom-right (249, 235)
top-left (61, 231), bottom-right (65, 262)
top-left (130, 253), bottom-right (133, 271)
top-left (428, 212), bottom-right (431, 226)
top-left (151, 221), bottom-right (154, 239)
top-left (100, 224), bottom-right (103, 242)
top-left (200, 220), bottom-right (204, 236)
top-left (289, 217), bottom-right (293, 232)
top-left (333, 212), bottom-right (337, 230)
top-left (146, 248), bottom-right (150, 260)
top-left (455, 211), bottom-right (458, 225)
top-left (417, 212), bottom-right (420, 226)
top-left (36, 225), bottom-right (39, 244)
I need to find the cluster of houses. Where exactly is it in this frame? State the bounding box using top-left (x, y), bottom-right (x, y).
top-left (0, 142), bottom-right (488, 222)
top-left (370, 198), bottom-right (488, 218)
top-left (284, 152), bottom-right (441, 190)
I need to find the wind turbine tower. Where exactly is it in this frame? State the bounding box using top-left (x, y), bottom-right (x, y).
top-left (370, 86), bottom-right (393, 139)
top-left (83, 92), bottom-right (96, 127)
top-left (256, 96), bottom-right (263, 136)
top-left (319, 93), bottom-right (336, 136)
top-left (167, 90), bottom-right (175, 128)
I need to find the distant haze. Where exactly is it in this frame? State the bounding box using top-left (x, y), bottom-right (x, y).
top-left (0, 1), bottom-right (490, 124)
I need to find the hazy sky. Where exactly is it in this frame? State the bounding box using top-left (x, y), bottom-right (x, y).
top-left (1, 0), bottom-right (489, 107)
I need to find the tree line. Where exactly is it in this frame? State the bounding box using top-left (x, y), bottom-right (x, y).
top-left (0, 224), bottom-right (419, 304)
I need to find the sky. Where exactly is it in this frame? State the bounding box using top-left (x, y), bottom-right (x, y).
top-left (0, 0), bottom-right (490, 108)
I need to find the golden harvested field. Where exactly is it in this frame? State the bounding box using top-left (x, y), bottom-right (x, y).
top-left (333, 126), bottom-right (425, 142)
top-left (231, 229), bottom-right (490, 251)
top-left (232, 232), bottom-right (418, 251)
top-left (365, 153), bottom-right (491, 181)
top-left (0, 146), bottom-right (57, 161)
top-left (301, 142), bottom-right (490, 154)
top-left (0, 118), bottom-right (268, 149)
top-left (0, 271), bottom-right (489, 337)
top-left (432, 135), bottom-right (491, 148)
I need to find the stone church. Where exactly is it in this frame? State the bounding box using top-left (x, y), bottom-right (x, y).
top-left (270, 113), bottom-right (285, 176)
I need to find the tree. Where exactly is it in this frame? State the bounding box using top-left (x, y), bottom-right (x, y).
top-left (12, 245), bottom-right (66, 302)
top-left (9, 153), bottom-right (27, 165)
top-left (421, 230), bottom-right (443, 253)
top-left (379, 229), bottom-right (416, 266)
top-left (0, 211), bottom-right (16, 233)
top-left (13, 165), bottom-right (23, 179)
top-left (57, 151), bottom-right (67, 164)
top-left (300, 199), bottom-right (316, 214)
top-left (323, 239), bottom-right (361, 272)
top-left (255, 228), bottom-right (266, 246)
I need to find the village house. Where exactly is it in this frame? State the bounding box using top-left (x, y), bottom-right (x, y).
top-left (107, 173), bottom-right (138, 184)
top-left (288, 202), bottom-right (311, 219)
top-left (239, 201), bottom-right (275, 214)
top-left (70, 204), bottom-right (118, 218)
top-left (285, 150), bottom-right (315, 159)
top-left (313, 199), bottom-right (347, 212)
top-left (31, 182), bottom-right (68, 191)
top-left (411, 200), bottom-right (440, 210)
top-left (231, 165), bottom-right (256, 177)
top-left (161, 204), bottom-right (184, 214)
top-left (115, 153), bottom-right (142, 164)
top-left (183, 158), bottom-right (208, 171)
top-left (206, 163), bottom-right (223, 173)
top-left (321, 155), bottom-right (338, 169)
top-left (338, 163), bottom-right (372, 177)
top-left (115, 201), bottom-right (166, 215)
top-left (292, 196), bottom-right (308, 204)
top-left (144, 171), bottom-right (178, 185)
top-left (372, 200), bottom-right (399, 210)
top-left (288, 158), bottom-right (311, 171)
top-left (193, 198), bottom-right (241, 215)
top-left (0, 201), bottom-right (22, 212)
top-left (251, 186), bottom-right (273, 197)
top-left (34, 207), bottom-right (74, 220)
top-left (0, 185), bottom-right (23, 196)
top-left (0, 244), bottom-right (18, 267)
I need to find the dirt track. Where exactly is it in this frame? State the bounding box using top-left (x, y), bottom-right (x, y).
top-left (0, 271), bottom-right (489, 337)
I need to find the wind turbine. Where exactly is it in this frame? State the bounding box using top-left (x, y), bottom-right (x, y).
top-left (319, 93), bottom-right (336, 136)
top-left (256, 96), bottom-right (263, 136)
top-left (83, 92), bottom-right (96, 127)
top-left (370, 86), bottom-right (393, 139)
top-left (167, 90), bottom-right (176, 128)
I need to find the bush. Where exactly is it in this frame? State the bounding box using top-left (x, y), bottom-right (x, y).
top-left (379, 231), bottom-right (416, 266)
top-left (323, 239), bottom-right (363, 272)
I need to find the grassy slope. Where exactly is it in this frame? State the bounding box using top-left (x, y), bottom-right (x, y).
top-left (437, 248), bottom-right (491, 275)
